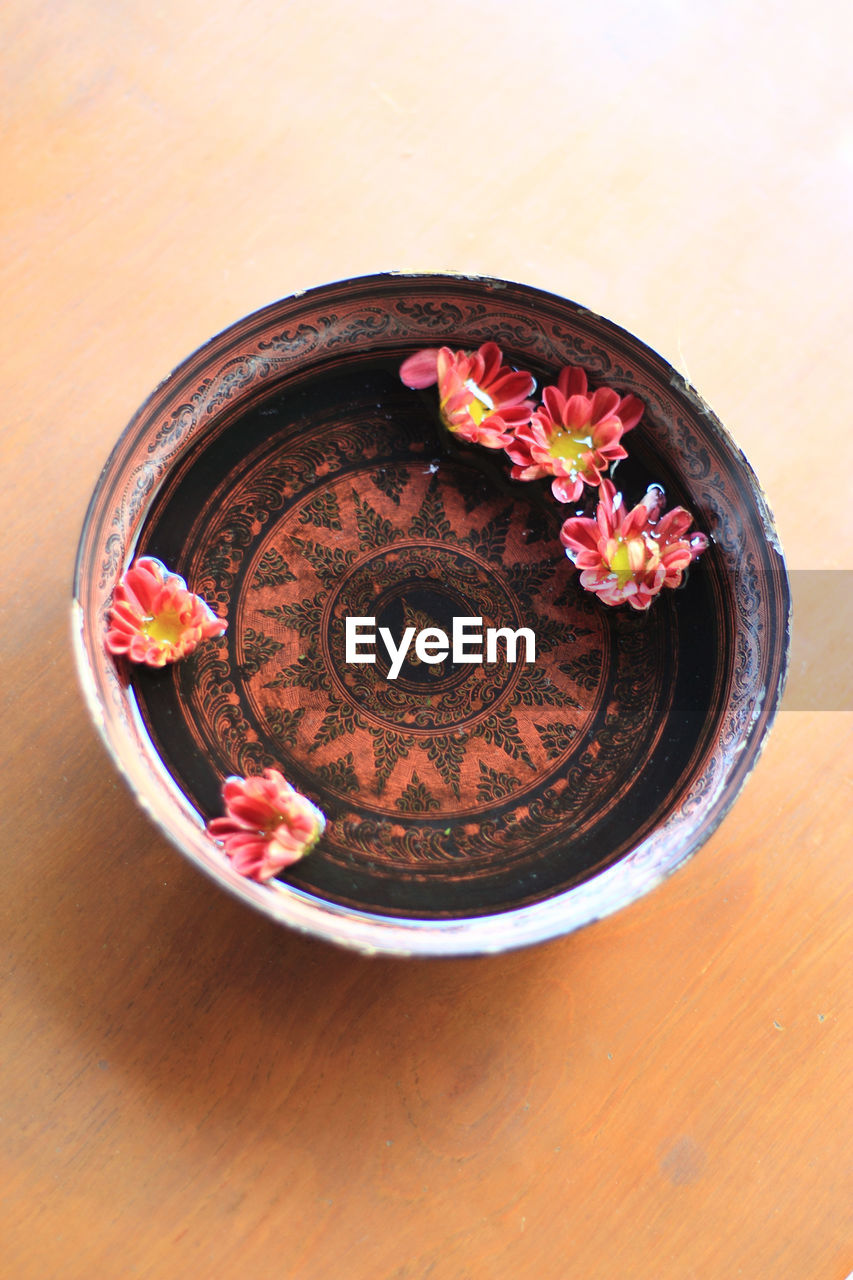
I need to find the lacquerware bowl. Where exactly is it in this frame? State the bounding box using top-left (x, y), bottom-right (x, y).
top-left (72, 273), bottom-right (790, 956)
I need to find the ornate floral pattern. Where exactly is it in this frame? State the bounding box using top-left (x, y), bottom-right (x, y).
top-left (226, 456), bottom-right (607, 816)
top-left (129, 390), bottom-right (677, 917)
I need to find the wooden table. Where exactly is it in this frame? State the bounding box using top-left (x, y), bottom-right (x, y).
top-left (2, 3), bottom-right (851, 1276)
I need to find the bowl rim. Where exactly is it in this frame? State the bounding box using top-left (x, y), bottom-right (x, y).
top-left (72, 270), bottom-right (792, 956)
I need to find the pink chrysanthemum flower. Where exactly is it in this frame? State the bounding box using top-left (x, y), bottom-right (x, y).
top-left (207, 769), bottom-right (326, 882)
top-left (399, 342), bottom-right (535, 448)
top-left (105, 556), bottom-right (226, 667)
top-left (505, 365), bottom-right (644, 503)
top-left (559, 479), bottom-right (710, 610)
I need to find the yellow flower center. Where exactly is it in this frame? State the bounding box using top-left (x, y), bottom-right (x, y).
top-left (142, 610), bottom-right (185, 646)
top-left (608, 539), bottom-right (644, 589)
top-left (464, 379), bottom-right (495, 426)
top-left (608, 542), bottom-right (631, 587)
top-left (548, 428), bottom-right (593, 470)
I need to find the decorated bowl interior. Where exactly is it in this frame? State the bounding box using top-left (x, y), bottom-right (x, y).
top-left (73, 274), bottom-right (790, 955)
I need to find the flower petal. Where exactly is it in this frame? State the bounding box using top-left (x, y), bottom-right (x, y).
top-left (478, 341), bottom-right (504, 385)
top-left (559, 515), bottom-right (600, 552)
top-left (488, 369), bottom-right (536, 404)
top-left (207, 770), bottom-right (326, 883)
top-left (552, 475), bottom-right (583, 503)
top-left (106, 556), bottom-right (226, 667)
top-left (590, 387), bottom-right (620, 421)
top-left (556, 366), bottom-right (588, 398)
top-left (399, 349), bottom-right (440, 388)
top-left (563, 394), bottom-right (593, 429)
top-left (616, 394), bottom-right (644, 431)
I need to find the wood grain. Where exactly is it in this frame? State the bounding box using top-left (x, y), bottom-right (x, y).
top-left (1, 2), bottom-right (851, 1276)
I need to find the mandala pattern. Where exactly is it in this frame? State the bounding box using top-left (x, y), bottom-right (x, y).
top-left (127, 371), bottom-right (681, 918)
top-left (240, 465), bottom-right (599, 810)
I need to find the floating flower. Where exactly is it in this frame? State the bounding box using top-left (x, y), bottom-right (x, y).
top-left (105, 556), bottom-right (226, 667)
top-left (400, 342), bottom-right (535, 448)
top-left (505, 365), bottom-right (644, 503)
top-left (207, 769), bottom-right (325, 882)
top-left (559, 479), bottom-right (709, 610)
